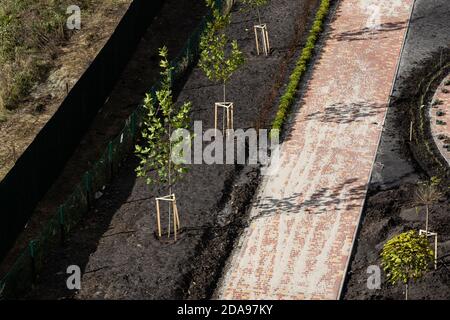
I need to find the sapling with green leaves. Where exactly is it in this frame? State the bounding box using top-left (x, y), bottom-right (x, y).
top-left (414, 176), bottom-right (442, 234)
top-left (241, 0), bottom-right (269, 25)
top-left (199, 0), bottom-right (245, 103)
top-left (381, 230), bottom-right (434, 300)
top-left (135, 46), bottom-right (191, 238)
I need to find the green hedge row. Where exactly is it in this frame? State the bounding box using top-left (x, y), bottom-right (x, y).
top-left (271, 0), bottom-right (331, 132)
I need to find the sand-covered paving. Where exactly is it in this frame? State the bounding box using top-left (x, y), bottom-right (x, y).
top-left (216, 0), bottom-right (414, 300)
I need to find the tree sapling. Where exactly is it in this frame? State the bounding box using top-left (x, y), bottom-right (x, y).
top-left (135, 46), bottom-right (192, 240)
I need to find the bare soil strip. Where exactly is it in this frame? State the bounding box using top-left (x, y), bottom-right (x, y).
top-left (216, 0), bottom-right (414, 300)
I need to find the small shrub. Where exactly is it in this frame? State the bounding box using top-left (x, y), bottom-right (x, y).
top-left (381, 230), bottom-right (434, 300)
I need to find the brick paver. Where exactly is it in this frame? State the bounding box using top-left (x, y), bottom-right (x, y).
top-left (216, 0), bottom-right (414, 300)
top-left (430, 74), bottom-right (450, 166)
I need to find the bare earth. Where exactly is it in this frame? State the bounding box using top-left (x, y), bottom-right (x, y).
top-left (216, 0), bottom-right (414, 300)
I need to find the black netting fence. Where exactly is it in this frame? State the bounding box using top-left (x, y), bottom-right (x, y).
top-left (0, 0), bottom-right (233, 299)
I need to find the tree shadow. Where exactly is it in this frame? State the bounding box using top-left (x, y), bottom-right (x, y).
top-left (303, 101), bottom-right (385, 124)
top-left (24, 156), bottom-right (140, 300)
top-left (251, 178), bottom-right (367, 222)
top-left (333, 21), bottom-right (407, 42)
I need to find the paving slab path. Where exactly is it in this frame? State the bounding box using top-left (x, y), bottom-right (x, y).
top-left (216, 0), bottom-right (415, 300)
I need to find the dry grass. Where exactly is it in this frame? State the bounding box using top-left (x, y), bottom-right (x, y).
top-left (0, 0), bottom-right (131, 179)
top-left (0, 106), bottom-right (6, 123)
top-left (0, 0), bottom-right (122, 115)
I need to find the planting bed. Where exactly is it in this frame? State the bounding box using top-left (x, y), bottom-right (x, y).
top-left (24, 0), bottom-right (321, 299)
top-left (343, 0), bottom-right (450, 300)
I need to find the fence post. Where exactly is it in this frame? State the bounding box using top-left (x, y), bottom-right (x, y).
top-left (29, 240), bottom-right (37, 283)
top-left (84, 171), bottom-right (92, 208)
top-left (108, 141), bottom-right (114, 179)
top-left (186, 38), bottom-right (191, 64)
top-left (170, 63), bottom-right (175, 86)
top-left (130, 112), bottom-right (136, 140)
top-left (58, 206), bottom-right (66, 245)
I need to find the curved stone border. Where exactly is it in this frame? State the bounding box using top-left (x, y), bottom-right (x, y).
top-left (429, 74), bottom-right (450, 167)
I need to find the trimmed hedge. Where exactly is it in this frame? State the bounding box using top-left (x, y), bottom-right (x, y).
top-left (271, 0), bottom-right (330, 132)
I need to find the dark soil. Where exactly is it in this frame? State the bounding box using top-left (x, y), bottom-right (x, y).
top-left (180, 165), bottom-right (261, 300)
top-left (343, 0), bottom-right (450, 300)
top-left (23, 0), bottom-right (321, 299)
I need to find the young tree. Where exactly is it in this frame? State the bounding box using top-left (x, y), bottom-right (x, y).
top-left (414, 177), bottom-right (442, 233)
top-left (199, 0), bottom-right (244, 103)
top-left (381, 230), bottom-right (434, 300)
top-left (241, 0), bottom-right (269, 25)
top-left (135, 46), bottom-right (191, 237)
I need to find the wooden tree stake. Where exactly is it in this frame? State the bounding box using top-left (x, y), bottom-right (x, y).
top-left (215, 102), bottom-right (234, 136)
top-left (254, 24), bottom-right (270, 56)
top-left (155, 194), bottom-right (180, 241)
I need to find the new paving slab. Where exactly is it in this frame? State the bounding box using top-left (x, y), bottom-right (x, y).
top-left (216, 0), bottom-right (414, 300)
